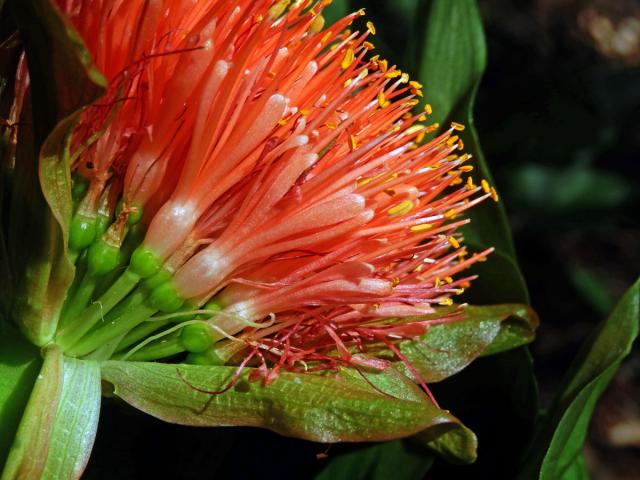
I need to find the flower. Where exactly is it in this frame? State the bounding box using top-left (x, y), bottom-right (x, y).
top-left (53, 0), bottom-right (496, 389)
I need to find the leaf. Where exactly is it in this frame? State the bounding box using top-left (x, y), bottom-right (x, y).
top-left (413, 421), bottom-right (477, 465)
top-left (518, 278), bottom-right (640, 480)
top-left (416, 0), bottom-right (529, 304)
top-left (314, 440), bottom-right (434, 480)
top-left (6, 0), bottom-right (106, 345)
top-left (429, 347), bottom-right (539, 477)
top-left (100, 361), bottom-right (471, 444)
top-left (387, 304), bottom-right (538, 383)
top-left (0, 322), bottom-right (42, 468)
top-left (1, 348), bottom-right (101, 480)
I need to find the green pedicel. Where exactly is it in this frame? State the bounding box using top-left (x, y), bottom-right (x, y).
top-left (55, 268), bottom-right (143, 351)
top-left (186, 348), bottom-right (225, 365)
top-left (124, 336), bottom-right (185, 362)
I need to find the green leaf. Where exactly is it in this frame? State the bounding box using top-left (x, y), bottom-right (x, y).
top-left (518, 278), bottom-right (640, 480)
top-left (314, 440), bottom-right (434, 480)
top-left (6, 0), bottom-right (106, 345)
top-left (387, 304), bottom-right (538, 383)
top-left (430, 347), bottom-right (539, 477)
top-left (413, 421), bottom-right (477, 465)
top-left (0, 322), bottom-right (42, 468)
top-left (416, 0), bottom-right (529, 304)
top-left (1, 348), bottom-right (101, 480)
top-left (100, 361), bottom-right (471, 444)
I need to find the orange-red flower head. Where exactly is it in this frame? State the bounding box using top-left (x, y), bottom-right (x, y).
top-left (55, 0), bottom-right (497, 386)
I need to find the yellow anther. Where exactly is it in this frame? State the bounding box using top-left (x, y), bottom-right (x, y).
top-left (446, 135), bottom-right (459, 146)
top-left (466, 176), bottom-right (475, 189)
top-left (325, 121), bottom-right (337, 130)
top-left (387, 200), bottom-right (413, 216)
top-left (444, 208), bottom-right (457, 218)
top-left (458, 251), bottom-right (468, 261)
top-left (400, 73), bottom-right (409, 83)
top-left (459, 165), bottom-right (473, 172)
top-left (416, 131), bottom-right (426, 143)
top-left (343, 78), bottom-right (352, 87)
top-left (349, 134), bottom-right (358, 150)
top-left (269, 0), bottom-right (290, 19)
top-left (378, 59), bottom-right (388, 73)
top-left (460, 281), bottom-right (471, 289)
top-left (310, 14), bottom-right (325, 33)
top-left (377, 91), bottom-right (390, 108)
top-left (406, 124), bottom-right (425, 135)
top-left (357, 68), bottom-right (369, 80)
top-left (458, 139), bottom-right (464, 150)
top-left (450, 177), bottom-right (463, 185)
top-left (418, 115), bottom-right (427, 121)
top-left (438, 297), bottom-right (454, 306)
top-left (403, 99), bottom-right (419, 108)
top-left (357, 8), bottom-right (366, 16)
top-left (435, 277), bottom-right (441, 288)
top-left (410, 223), bottom-right (432, 232)
top-left (383, 172), bottom-right (398, 183)
top-left (392, 276), bottom-right (400, 286)
top-left (363, 41), bottom-right (375, 50)
top-left (490, 186), bottom-right (499, 202)
top-left (357, 177), bottom-right (373, 187)
top-left (321, 30), bottom-right (332, 43)
top-left (451, 121), bottom-right (466, 131)
top-left (300, 108), bottom-right (310, 116)
top-left (445, 276), bottom-right (454, 284)
top-left (448, 236), bottom-right (460, 249)
top-left (424, 103), bottom-right (433, 115)
top-left (341, 48), bottom-right (355, 70)
top-left (473, 253), bottom-right (488, 262)
top-left (413, 265), bottom-right (423, 272)
top-left (409, 80), bottom-right (423, 89)
top-left (413, 89), bottom-right (423, 97)
top-left (385, 70), bottom-right (401, 79)
top-left (366, 21), bottom-right (376, 34)
top-left (458, 153), bottom-right (471, 163)
top-left (255, 14), bottom-right (264, 22)
top-left (277, 118), bottom-right (287, 126)
top-left (481, 179), bottom-right (491, 193)
top-left (425, 123), bottom-right (440, 133)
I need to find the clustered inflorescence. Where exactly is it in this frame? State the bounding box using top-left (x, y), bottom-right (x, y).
top-left (42, 0), bottom-right (497, 386)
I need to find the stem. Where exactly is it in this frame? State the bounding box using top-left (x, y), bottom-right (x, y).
top-left (116, 319), bottom-right (173, 351)
top-left (57, 252), bottom-right (88, 330)
top-left (55, 268), bottom-right (141, 351)
top-left (115, 337), bottom-right (185, 361)
top-left (59, 271), bottom-right (98, 328)
top-left (66, 292), bottom-right (157, 357)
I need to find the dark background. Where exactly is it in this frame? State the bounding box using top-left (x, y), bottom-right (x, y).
top-left (82, 0), bottom-right (639, 478)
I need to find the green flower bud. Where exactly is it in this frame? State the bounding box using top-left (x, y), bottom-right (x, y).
top-left (185, 348), bottom-right (225, 366)
top-left (69, 213), bottom-right (97, 251)
top-left (130, 245), bottom-right (161, 278)
top-left (87, 239), bottom-right (120, 276)
top-left (180, 323), bottom-right (213, 353)
top-left (149, 280), bottom-right (184, 312)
